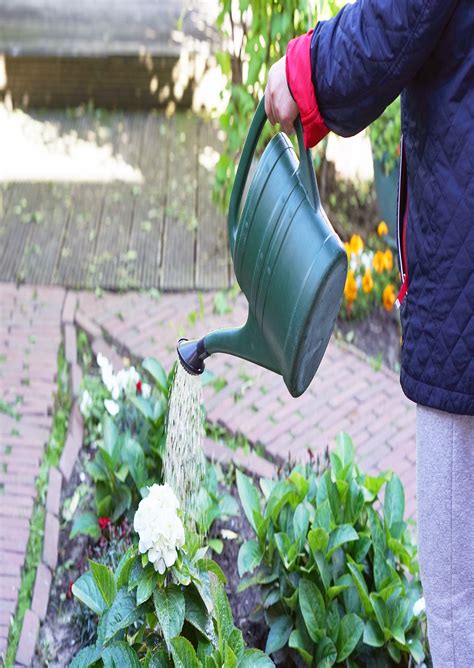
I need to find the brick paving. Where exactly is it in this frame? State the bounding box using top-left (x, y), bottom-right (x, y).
top-left (0, 283), bottom-right (65, 660)
top-left (77, 289), bottom-right (417, 520)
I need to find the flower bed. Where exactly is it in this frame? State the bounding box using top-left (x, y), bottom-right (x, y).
top-left (33, 337), bottom-right (431, 667)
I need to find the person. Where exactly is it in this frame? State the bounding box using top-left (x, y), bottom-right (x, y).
top-left (264, 1), bottom-right (474, 665)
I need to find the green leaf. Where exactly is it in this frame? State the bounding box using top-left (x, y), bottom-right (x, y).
top-left (90, 560), bottom-right (117, 607)
top-left (144, 649), bottom-right (172, 668)
top-left (70, 512), bottom-right (101, 540)
top-left (185, 586), bottom-right (211, 639)
top-left (265, 615), bottom-right (293, 655)
top-left (384, 474), bottom-right (405, 533)
top-left (293, 503), bottom-right (309, 551)
top-left (104, 588), bottom-right (142, 642)
top-left (369, 592), bottom-right (388, 632)
top-left (136, 567), bottom-right (158, 605)
top-left (288, 470), bottom-right (309, 499)
top-left (102, 414), bottom-right (119, 463)
top-left (197, 558), bottom-right (227, 585)
top-left (227, 628), bottom-right (244, 663)
top-left (208, 538), bottom-right (224, 554)
top-left (346, 555), bottom-right (372, 615)
top-left (210, 579), bottom-right (234, 652)
top-left (236, 469), bottom-right (261, 531)
top-left (143, 357), bottom-right (169, 395)
top-left (102, 641), bottom-right (140, 667)
top-left (153, 584), bottom-right (185, 651)
top-left (407, 637), bottom-right (425, 664)
top-left (240, 649), bottom-right (275, 667)
top-left (72, 571), bottom-right (107, 615)
top-left (115, 548), bottom-right (137, 589)
top-left (238, 540), bottom-right (263, 577)
top-left (315, 636), bottom-right (338, 667)
top-left (314, 499), bottom-right (332, 531)
top-left (308, 527), bottom-right (329, 555)
top-left (170, 637), bottom-right (202, 668)
top-left (336, 613), bottom-right (364, 662)
top-left (298, 578), bottom-right (325, 643)
top-left (363, 620), bottom-right (384, 647)
top-left (335, 432), bottom-right (354, 468)
top-left (69, 644), bottom-right (101, 668)
top-left (122, 437), bottom-right (146, 490)
top-left (288, 630), bottom-right (312, 666)
top-left (327, 524), bottom-right (359, 559)
top-left (110, 485), bottom-right (132, 523)
top-left (224, 644), bottom-right (237, 668)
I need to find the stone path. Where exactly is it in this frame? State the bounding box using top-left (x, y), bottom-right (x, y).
top-left (0, 282), bottom-right (417, 661)
top-left (76, 289), bottom-right (417, 520)
top-left (0, 283), bottom-right (65, 660)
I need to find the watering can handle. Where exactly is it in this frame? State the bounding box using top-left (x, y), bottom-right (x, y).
top-left (228, 96), bottom-right (320, 256)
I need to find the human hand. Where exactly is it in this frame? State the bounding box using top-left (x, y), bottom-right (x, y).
top-left (264, 56), bottom-right (299, 135)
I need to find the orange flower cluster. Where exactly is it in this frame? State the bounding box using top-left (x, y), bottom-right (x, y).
top-left (383, 284), bottom-right (396, 311)
top-left (373, 249), bottom-right (393, 274)
top-left (344, 270), bottom-right (357, 303)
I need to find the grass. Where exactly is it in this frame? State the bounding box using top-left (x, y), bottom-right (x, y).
top-left (4, 344), bottom-right (71, 667)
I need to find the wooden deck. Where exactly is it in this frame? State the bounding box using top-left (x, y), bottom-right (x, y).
top-left (0, 109), bottom-right (231, 290)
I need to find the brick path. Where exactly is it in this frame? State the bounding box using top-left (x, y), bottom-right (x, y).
top-left (77, 289), bottom-right (417, 520)
top-left (0, 283), bottom-right (65, 660)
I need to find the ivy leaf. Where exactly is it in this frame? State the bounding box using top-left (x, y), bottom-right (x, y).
top-left (153, 585), bottom-right (185, 651)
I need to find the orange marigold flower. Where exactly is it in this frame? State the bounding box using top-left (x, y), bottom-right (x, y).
top-left (344, 242), bottom-right (352, 259)
top-left (377, 221), bottom-right (388, 237)
top-left (344, 270), bottom-right (358, 302)
top-left (384, 249), bottom-right (393, 272)
top-left (362, 269), bottom-right (374, 293)
top-left (349, 234), bottom-right (364, 255)
top-left (383, 284), bottom-right (396, 311)
top-left (373, 250), bottom-right (385, 273)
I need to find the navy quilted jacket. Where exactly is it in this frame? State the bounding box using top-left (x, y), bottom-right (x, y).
top-left (287, 0), bottom-right (474, 415)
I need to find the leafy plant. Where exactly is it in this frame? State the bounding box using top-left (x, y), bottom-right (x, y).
top-left (70, 540), bottom-right (274, 667)
top-left (214, 0), bottom-right (349, 209)
top-left (369, 97), bottom-right (401, 176)
top-left (197, 463), bottom-right (239, 554)
top-left (236, 433), bottom-right (428, 666)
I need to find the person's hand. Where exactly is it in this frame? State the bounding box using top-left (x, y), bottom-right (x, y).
top-left (264, 56), bottom-right (299, 135)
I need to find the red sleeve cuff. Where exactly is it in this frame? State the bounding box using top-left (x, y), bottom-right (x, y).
top-left (286, 30), bottom-right (330, 149)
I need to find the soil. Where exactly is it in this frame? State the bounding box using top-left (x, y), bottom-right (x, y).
top-left (336, 307), bottom-right (402, 372)
top-left (211, 486), bottom-right (267, 651)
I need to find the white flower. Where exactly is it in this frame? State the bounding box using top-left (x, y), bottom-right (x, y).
top-left (104, 399), bottom-right (120, 417)
top-left (116, 366), bottom-right (141, 397)
top-left (80, 389), bottom-right (93, 417)
top-left (134, 483), bottom-right (185, 574)
top-left (96, 352), bottom-right (109, 369)
top-left (142, 383), bottom-right (152, 399)
top-left (361, 251), bottom-right (373, 270)
top-left (413, 596), bottom-right (425, 617)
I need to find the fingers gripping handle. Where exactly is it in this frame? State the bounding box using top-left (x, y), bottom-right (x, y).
top-left (227, 96), bottom-right (320, 256)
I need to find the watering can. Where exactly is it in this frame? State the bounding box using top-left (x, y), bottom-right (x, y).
top-left (178, 97), bottom-right (347, 397)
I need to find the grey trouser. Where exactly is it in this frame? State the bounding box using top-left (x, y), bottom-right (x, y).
top-left (416, 404), bottom-right (474, 667)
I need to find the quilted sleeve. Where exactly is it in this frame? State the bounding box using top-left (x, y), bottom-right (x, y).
top-left (286, 0), bottom-right (460, 145)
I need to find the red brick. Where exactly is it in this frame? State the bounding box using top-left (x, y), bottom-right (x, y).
top-left (43, 513), bottom-right (59, 570)
top-left (59, 403), bottom-right (83, 482)
top-left (91, 337), bottom-right (123, 372)
top-left (31, 563), bottom-right (52, 621)
top-left (45, 467), bottom-right (62, 517)
top-left (15, 609), bottom-right (40, 667)
top-left (74, 309), bottom-right (102, 340)
top-left (62, 291), bottom-right (77, 324)
top-left (70, 363), bottom-right (83, 399)
top-left (0, 575), bottom-right (20, 600)
top-left (64, 323), bottom-right (77, 366)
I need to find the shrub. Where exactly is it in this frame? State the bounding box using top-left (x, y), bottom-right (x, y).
top-left (236, 433), bottom-right (427, 666)
top-left (369, 98), bottom-right (401, 176)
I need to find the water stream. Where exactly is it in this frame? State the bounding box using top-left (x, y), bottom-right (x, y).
top-left (164, 363), bottom-right (206, 532)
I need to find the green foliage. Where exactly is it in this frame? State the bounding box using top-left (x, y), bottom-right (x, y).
top-left (369, 97), bottom-right (401, 175)
top-left (236, 433), bottom-right (428, 666)
top-left (70, 545), bottom-right (274, 667)
top-left (214, 0), bottom-right (347, 210)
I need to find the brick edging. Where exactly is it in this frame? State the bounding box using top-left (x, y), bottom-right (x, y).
top-left (15, 291), bottom-right (83, 667)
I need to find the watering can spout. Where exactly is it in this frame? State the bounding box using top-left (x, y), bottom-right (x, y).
top-left (177, 313), bottom-right (279, 378)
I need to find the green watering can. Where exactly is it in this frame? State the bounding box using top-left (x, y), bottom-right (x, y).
top-left (178, 97), bottom-right (347, 397)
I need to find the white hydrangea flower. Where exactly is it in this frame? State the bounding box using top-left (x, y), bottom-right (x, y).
top-left (80, 389), bottom-right (93, 417)
top-left (104, 399), bottom-right (120, 417)
top-left (413, 596), bottom-right (425, 617)
top-left (142, 383), bottom-right (152, 399)
top-left (134, 483), bottom-right (185, 574)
